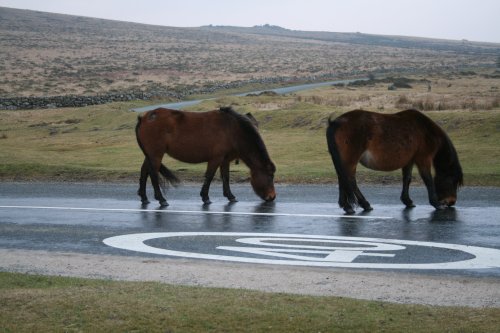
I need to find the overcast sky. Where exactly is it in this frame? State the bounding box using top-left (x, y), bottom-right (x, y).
top-left (1, 0), bottom-right (499, 43)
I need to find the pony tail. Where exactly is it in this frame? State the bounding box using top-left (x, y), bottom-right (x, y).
top-left (135, 114), bottom-right (179, 187)
top-left (135, 115), bottom-right (148, 158)
top-left (159, 164), bottom-right (180, 187)
top-left (326, 120), bottom-right (358, 208)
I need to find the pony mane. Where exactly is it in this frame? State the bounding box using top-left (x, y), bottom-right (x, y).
top-left (219, 106), bottom-right (274, 169)
top-left (433, 126), bottom-right (464, 188)
top-left (411, 109), bottom-right (463, 188)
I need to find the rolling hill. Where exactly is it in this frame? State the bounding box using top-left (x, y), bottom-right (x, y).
top-left (1, 6), bottom-right (499, 98)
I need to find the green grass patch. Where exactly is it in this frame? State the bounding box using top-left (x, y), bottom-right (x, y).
top-left (1, 90), bottom-right (499, 185)
top-left (1, 272), bottom-right (499, 332)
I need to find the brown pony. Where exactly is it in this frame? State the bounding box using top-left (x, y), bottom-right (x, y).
top-left (326, 109), bottom-right (463, 214)
top-left (135, 106), bottom-right (276, 206)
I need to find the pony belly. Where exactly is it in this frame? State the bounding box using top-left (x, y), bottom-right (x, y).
top-left (359, 150), bottom-right (406, 171)
top-left (359, 150), bottom-right (378, 169)
top-left (166, 150), bottom-right (210, 164)
top-left (166, 144), bottom-right (235, 164)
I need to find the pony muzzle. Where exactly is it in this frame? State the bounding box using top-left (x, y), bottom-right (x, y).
top-left (264, 190), bottom-right (276, 202)
top-left (442, 197), bottom-right (457, 207)
top-left (439, 194), bottom-right (457, 207)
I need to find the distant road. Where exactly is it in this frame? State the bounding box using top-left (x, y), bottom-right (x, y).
top-left (132, 78), bottom-right (368, 112)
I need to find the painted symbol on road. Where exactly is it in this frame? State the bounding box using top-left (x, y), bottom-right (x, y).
top-left (103, 232), bottom-right (500, 270)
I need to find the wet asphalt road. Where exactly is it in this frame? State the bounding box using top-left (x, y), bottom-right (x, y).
top-left (1, 182), bottom-right (500, 278)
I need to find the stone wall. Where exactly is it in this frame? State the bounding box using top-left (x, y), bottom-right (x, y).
top-left (0, 92), bottom-right (155, 110)
top-left (0, 73), bottom-right (342, 110)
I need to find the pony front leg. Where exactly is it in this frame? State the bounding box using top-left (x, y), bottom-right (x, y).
top-left (400, 164), bottom-right (415, 208)
top-left (200, 161), bottom-right (220, 204)
top-left (418, 167), bottom-right (445, 210)
top-left (220, 159), bottom-right (237, 202)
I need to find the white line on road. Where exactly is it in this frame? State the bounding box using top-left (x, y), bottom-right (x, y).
top-left (0, 205), bottom-right (393, 219)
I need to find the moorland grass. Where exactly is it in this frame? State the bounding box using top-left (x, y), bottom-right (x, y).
top-left (0, 75), bottom-right (499, 185)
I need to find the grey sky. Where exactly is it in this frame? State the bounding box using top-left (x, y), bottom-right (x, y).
top-left (1, 0), bottom-right (499, 43)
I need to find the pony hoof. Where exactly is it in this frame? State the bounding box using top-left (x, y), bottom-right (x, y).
top-left (228, 197), bottom-right (238, 203)
top-left (344, 208), bottom-right (355, 215)
top-left (159, 201), bottom-right (169, 207)
top-left (141, 199), bottom-right (150, 205)
top-left (362, 206), bottom-right (373, 212)
top-left (203, 199), bottom-right (212, 205)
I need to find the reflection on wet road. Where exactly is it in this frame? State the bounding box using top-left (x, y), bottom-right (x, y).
top-left (1, 183), bottom-right (499, 276)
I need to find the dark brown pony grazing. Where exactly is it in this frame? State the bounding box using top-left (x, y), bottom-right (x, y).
top-left (326, 109), bottom-right (463, 214)
top-left (135, 106), bottom-right (276, 206)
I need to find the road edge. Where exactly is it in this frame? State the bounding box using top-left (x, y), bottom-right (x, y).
top-left (1, 249), bottom-right (499, 308)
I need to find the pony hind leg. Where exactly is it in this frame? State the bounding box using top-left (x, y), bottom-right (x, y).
top-left (337, 182), bottom-right (348, 211)
top-left (137, 158), bottom-right (150, 204)
top-left (326, 123), bottom-right (360, 214)
top-left (337, 176), bottom-right (358, 215)
top-left (333, 168), bottom-right (359, 215)
top-left (148, 158), bottom-right (168, 207)
top-left (352, 180), bottom-right (372, 211)
top-left (400, 164), bottom-right (416, 208)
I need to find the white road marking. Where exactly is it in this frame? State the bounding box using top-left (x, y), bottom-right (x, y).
top-left (0, 205), bottom-right (393, 219)
top-left (103, 232), bottom-right (500, 270)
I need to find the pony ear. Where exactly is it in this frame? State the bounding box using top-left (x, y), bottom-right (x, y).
top-left (267, 162), bottom-right (276, 173)
top-left (245, 113), bottom-right (259, 127)
top-left (147, 110), bottom-right (157, 121)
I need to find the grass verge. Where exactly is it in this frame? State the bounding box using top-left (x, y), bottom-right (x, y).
top-left (1, 272), bottom-right (499, 332)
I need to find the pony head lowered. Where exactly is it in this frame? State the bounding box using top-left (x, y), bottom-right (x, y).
top-left (250, 161), bottom-right (276, 202)
top-left (221, 107), bottom-right (276, 201)
top-left (434, 134), bottom-right (464, 207)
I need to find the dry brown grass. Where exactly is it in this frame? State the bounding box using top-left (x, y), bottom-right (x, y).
top-left (394, 77), bottom-right (500, 111)
top-left (287, 72), bottom-right (500, 113)
top-left (1, 7), bottom-right (498, 98)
